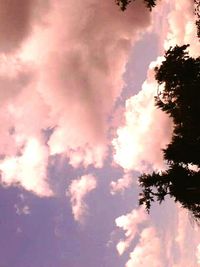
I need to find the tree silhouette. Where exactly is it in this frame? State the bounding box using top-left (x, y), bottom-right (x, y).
top-left (195, 0), bottom-right (200, 39)
top-left (139, 45), bottom-right (200, 220)
top-left (115, 0), bottom-right (157, 11)
top-left (116, 0), bottom-right (200, 40)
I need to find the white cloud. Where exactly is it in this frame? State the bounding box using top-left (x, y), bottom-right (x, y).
top-left (112, 63), bottom-right (172, 173)
top-left (112, 0), bottom-right (200, 175)
top-left (0, 0), bottom-right (154, 194)
top-left (113, 1), bottom-right (200, 266)
top-left (14, 204), bottom-right (31, 215)
top-left (115, 208), bottom-right (147, 255)
top-left (0, 137), bottom-right (53, 197)
top-left (0, 0), bottom-right (49, 53)
top-left (125, 227), bottom-right (162, 267)
top-left (164, 0), bottom-right (200, 57)
top-left (67, 174), bottom-right (97, 223)
top-left (110, 172), bottom-right (133, 195)
top-left (196, 244), bottom-right (200, 265)
top-left (172, 207), bottom-right (200, 267)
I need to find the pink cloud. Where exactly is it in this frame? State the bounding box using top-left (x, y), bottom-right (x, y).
top-left (0, 0), bottom-right (49, 53)
top-left (163, 0), bottom-right (200, 56)
top-left (112, 0), bottom-right (200, 175)
top-left (110, 172), bottom-right (133, 195)
top-left (196, 243), bottom-right (200, 265)
top-left (112, 1), bottom-right (200, 264)
top-left (67, 174), bottom-right (97, 223)
top-left (33, 0), bottom-right (152, 168)
top-left (115, 208), bottom-right (147, 255)
top-left (0, 0), bottom-right (153, 194)
top-left (171, 206), bottom-right (200, 267)
top-left (115, 203), bottom-right (200, 266)
top-left (125, 227), bottom-right (162, 267)
top-left (112, 60), bottom-right (172, 173)
top-left (0, 137), bottom-right (53, 197)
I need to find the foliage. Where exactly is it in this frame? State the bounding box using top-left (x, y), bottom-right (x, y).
top-left (116, 0), bottom-right (200, 40)
top-left (115, 0), bottom-right (157, 11)
top-left (139, 45), bottom-right (200, 220)
top-left (195, 0), bottom-right (200, 39)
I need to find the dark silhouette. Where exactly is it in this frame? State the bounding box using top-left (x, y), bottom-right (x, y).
top-left (139, 45), bottom-right (200, 220)
top-left (116, 0), bottom-right (200, 40)
top-left (195, 0), bottom-right (200, 39)
top-left (115, 0), bottom-right (157, 11)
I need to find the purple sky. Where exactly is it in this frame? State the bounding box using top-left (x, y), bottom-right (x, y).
top-left (0, 0), bottom-right (200, 266)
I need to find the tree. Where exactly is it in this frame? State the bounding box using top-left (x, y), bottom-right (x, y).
top-left (155, 45), bottom-right (200, 166)
top-left (195, 0), bottom-right (200, 39)
top-left (115, 0), bottom-right (157, 11)
top-left (116, 0), bottom-right (200, 40)
top-left (139, 45), bottom-right (200, 220)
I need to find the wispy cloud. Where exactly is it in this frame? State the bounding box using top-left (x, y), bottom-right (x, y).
top-left (115, 208), bottom-right (147, 255)
top-left (125, 227), bottom-right (162, 267)
top-left (67, 174), bottom-right (97, 223)
top-left (164, 0), bottom-right (200, 56)
top-left (110, 172), bottom-right (133, 195)
top-left (14, 204), bottom-right (30, 215)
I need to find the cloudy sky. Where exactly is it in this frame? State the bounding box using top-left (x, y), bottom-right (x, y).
top-left (0, 0), bottom-right (200, 266)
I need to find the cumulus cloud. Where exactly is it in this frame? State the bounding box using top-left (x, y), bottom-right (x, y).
top-left (125, 227), bottom-right (162, 267)
top-left (67, 174), bottom-right (97, 222)
top-left (110, 172), bottom-right (133, 195)
top-left (196, 243), bottom-right (200, 265)
top-left (112, 0), bottom-right (200, 175)
top-left (164, 0), bottom-right (200, 56)
top-left (113, 1), bottom-right (200, 265)
top-left (112, 61), bottom-right (172, 173)
top-left (0, 137), bottom-right (52, 197)
top-left (115, 208), bottom-right (163, 266)
top-left (33, 0), bottom-right (152, 168)
top-left (0, 0), bottom-right (153, 194)
top-left (115, 204), bottom-right (200, 266)
top-left (0, 0), bottom-right (49, 53)
top-left (115, 208), bottom-right (147, 255)
top-left (171, 207), bottom-right (200, 267)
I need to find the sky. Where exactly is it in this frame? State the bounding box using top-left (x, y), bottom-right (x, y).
top-left (0, 0), bottom-right (200, 266)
